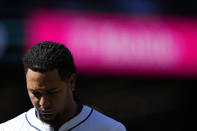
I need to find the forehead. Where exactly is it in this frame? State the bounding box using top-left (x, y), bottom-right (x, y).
top-left (26, 69), bottom-right (62, 89)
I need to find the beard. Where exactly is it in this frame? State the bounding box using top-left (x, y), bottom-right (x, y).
top-left (35, 100), bottom-right (74, 127)
top-left (36, 104), bottom-right (68, 127)
top-left (38, 110), bottom-right (62, 126)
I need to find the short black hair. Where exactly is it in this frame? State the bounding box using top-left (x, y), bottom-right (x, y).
top-left (22, 41), bottom-right (77, 81)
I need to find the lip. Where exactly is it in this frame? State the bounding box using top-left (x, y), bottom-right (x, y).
top-left (39, 110), bottom-right (55, 115)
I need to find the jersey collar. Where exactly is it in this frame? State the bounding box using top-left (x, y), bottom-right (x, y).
top-left (26, 105), bottom-right (93, 131)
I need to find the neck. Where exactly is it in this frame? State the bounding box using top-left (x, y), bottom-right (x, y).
top-left (53, 101), bottom-right (78, 129)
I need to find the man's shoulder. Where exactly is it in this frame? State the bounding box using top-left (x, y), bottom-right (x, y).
top-left (84, 105), bottom-right (127, 131)
top-left (1, 112), bottom-right (26, 125)
top-left (0, 108), bottom-right (34, 131)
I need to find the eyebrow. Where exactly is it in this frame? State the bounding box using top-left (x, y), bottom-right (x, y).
top-left (28, 88), bottom-right (58, 92)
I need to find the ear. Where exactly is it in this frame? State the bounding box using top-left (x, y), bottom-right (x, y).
top-left (68, 73), bottom-right (76, 91)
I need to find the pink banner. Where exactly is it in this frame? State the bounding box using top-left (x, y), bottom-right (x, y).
top-left (24, 10), bottom-right (197, 77)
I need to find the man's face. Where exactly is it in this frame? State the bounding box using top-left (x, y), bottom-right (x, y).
top-left (26, 68), bottom-right (75, 125)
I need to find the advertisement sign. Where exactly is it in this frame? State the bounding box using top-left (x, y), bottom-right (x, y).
top-left (25, 10), bottom-right (197, 77)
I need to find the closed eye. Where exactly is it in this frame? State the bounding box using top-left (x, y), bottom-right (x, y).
top-left (47, 90), bottom-right (58, 95)
top-left (46, 88), bottom-right (59, 95)
top-left (28, 89), bottom-right (42, 98)
top-left (32, 90), bottom-right (42, 98)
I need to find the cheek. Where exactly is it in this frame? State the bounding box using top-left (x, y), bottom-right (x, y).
top-left (54, 93), bottom-right (66, 105)
top-left (54, 91), bottom-right (69, 108)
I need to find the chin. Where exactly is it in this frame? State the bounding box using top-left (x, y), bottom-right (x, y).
top-left (39, 113), bottom-right (61, 126)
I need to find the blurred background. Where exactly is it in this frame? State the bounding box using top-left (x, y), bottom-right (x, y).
top-left (0, 0), bottom-right (197, 130)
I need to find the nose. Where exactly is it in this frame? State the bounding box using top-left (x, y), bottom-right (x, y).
top-left (39, 95), bottom-right (50, 109)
